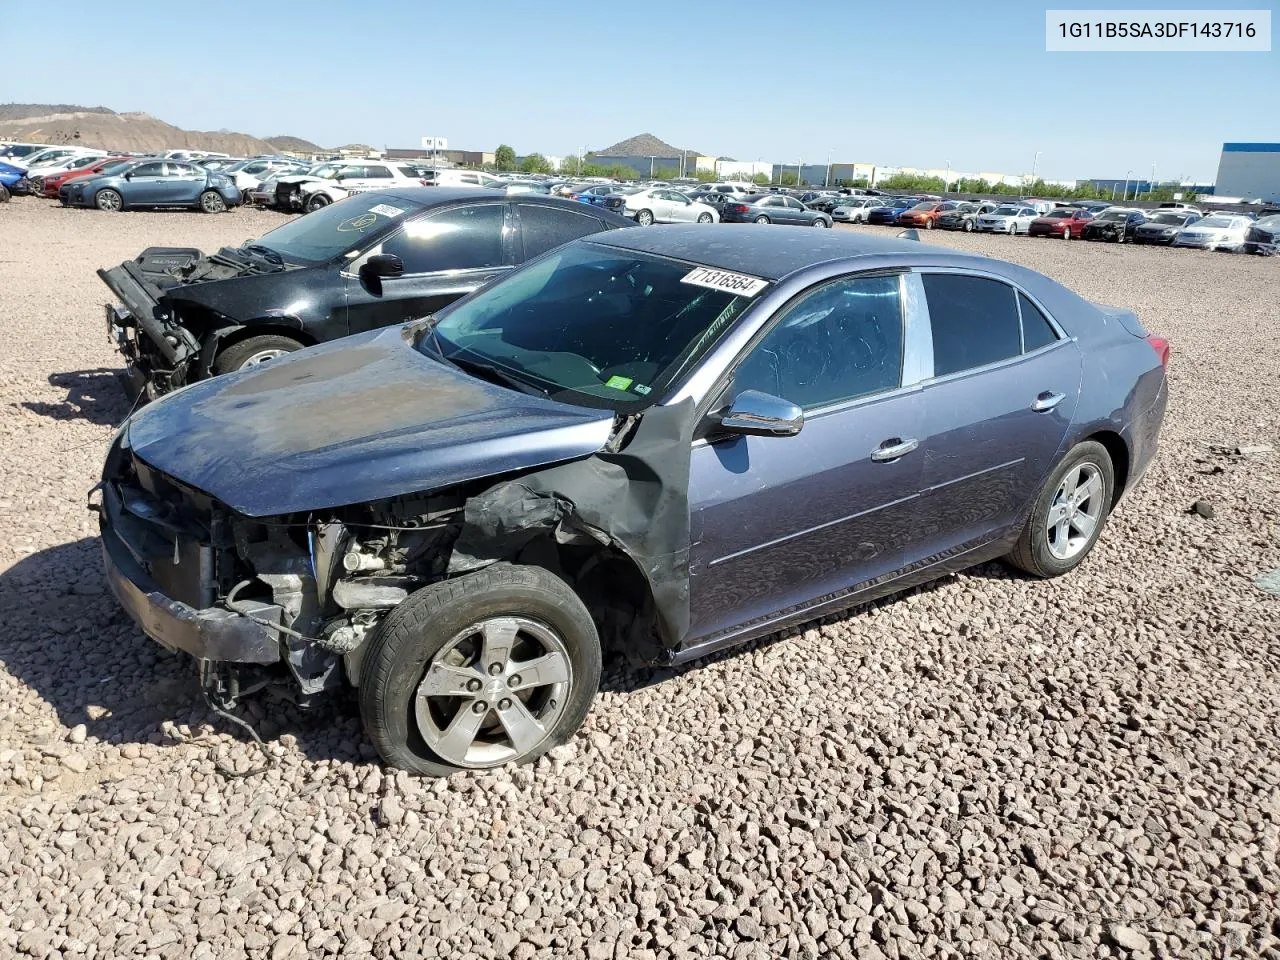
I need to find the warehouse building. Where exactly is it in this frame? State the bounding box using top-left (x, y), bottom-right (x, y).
top-left (1214, 143), bottom-right (1280, 202)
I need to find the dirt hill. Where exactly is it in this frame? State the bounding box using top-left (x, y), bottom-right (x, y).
top-left (593, 132), bottom-right (704, 158)
top-left (265, 135), bottom-right (325, 154)
top-left (0, 104), bottom-right (316, 156)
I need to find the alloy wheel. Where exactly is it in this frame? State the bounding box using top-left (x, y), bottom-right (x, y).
top-left (201, 191), bottom-right (226, 213)
top-left (238, 349), bottom-right (289, 368)
top-left (1046, 463), bottom-right (1104, 560)
top-left (96, 190), bottom-right (122, 212)
top-left (414, 616), bottom-right (572, 768)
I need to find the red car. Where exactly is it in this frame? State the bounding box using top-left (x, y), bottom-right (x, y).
top-left (41, 156), bottom-right (133, 199)
top-left (895, 200), bottom-right (959, 229)
top-left (1028, 207), bottom-right (1094, 240)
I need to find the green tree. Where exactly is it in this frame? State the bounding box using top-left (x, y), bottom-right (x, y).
top-left (520, 153), bottom-right (553, 174)
top-left (494, 144), bottom-right (517, 172)
top-left (693, 169), bottom-right (718, 183)
top-left (778, 171), bottom-right (799, 186)
top-left (751, 172), bottom-right (769, 185)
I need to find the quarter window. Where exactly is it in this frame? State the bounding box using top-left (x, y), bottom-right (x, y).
top-left (1018, 293), bottom-right (1059, 352)
top-left (518, 204), bottom-right (605, 260)
top-left (733, 274), bottom-right (904, 409)
top-left (363, 165), bottom-right (393, 179)
top-left (381, 204), bottom-right (505, 273)
top-left (922, 274), bottom-right (1021, 376)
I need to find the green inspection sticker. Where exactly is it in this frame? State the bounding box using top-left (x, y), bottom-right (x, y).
top-left (605, 375), bottom-right (634, 390)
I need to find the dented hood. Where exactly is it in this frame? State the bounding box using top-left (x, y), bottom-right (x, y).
top-left (123, 326), bottom-right (615, 516)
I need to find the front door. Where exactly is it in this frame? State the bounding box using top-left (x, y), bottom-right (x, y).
top-left (909, 272), bottom-right (1081, 565)
top-left (345, 202), bottom-right (514, 334)
top-left (687, 272), bottom-right (924, 643)
top-left (123, 161), bottom-right (168, 204)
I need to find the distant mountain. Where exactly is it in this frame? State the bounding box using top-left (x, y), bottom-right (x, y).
top-left (265, 134), bottom-right (325, 154)
top-left (0, 103), bottom-right (321, 156)
top-left (593, 133), bottom-right (704, 158)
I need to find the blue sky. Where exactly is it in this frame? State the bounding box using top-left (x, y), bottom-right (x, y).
top-left (6, 0), bottom-right (1276, 181)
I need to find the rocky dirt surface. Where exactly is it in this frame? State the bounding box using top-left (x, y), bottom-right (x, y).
top-left (0, 199), bottom-right (1277, 960)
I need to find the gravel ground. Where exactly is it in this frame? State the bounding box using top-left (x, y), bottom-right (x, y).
top-left (1, 199), bottom-right (1278, 960)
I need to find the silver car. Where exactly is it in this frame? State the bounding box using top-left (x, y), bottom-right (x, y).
top-left (620, 187), bottom-right (720, 225)
top-left (831, 197), bottom-right (885, 223)
top-left (975, 205), bottom-right (1040, 235)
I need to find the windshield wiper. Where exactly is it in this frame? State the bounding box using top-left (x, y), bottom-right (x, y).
top-left (242, 243), bottom-right (284, 265)
top-left (440, 351), bottom-right (548, 397)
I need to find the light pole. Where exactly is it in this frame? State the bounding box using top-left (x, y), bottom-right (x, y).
top-left (648, 156), bottom-right (656, 178)
top-left (1031, 151), bottom-right (1041, 182)
top-left (1123, 169), bottom-right (1133, 201)
top-left (1149, 162), bottom-right (1156, 198)
top-left (796, 157), bottom-right (802, 187)
top-left (944, 159), bottom-right (951, 192)
top-left (825, 149), bottom-right (832, 188)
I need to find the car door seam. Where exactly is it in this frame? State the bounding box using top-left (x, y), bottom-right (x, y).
top-left (918, 457), bottom-right (1025, 494)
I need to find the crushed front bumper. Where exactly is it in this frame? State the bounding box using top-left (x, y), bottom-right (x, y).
top-left (100, 483), bottom-right (282, 664)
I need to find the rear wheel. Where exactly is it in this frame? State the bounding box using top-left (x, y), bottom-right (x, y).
top-left (306, 192), bottom-right (332, 212)
top-left (0, 183), bottom-right (9, 203)
top-left (212, 334), bottom-right (303, 374)
top-left (635, 209), bottom-right (654, 226)
top-left (754, 215), bottom-right (771, 224)
top-left (696, 212), bottom-right (713, 223)
top-left (359, 564), bottom-right (602, 775)
top-left (199, 190), bottom-right (227, 214)
top-left (1006, 441), bottom-right (1115, 578)
top-left (95, 189), bottom-right (123, 212)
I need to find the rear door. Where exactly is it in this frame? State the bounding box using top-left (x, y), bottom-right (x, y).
top-left (345, 201), bottom-right (513, 333)
top-left (907, 271), bottom-right (1080, 565)
top-left (164, 162), bottom-right (206, 204)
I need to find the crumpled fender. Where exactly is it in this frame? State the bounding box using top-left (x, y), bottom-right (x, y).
top-left (448, 399), bottom-right (698, 650)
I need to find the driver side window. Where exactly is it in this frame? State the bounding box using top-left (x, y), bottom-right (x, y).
top-left (732, 274), bottom-right (904, 410)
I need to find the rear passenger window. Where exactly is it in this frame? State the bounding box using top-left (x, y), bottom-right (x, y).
top-left (363, 165), bottom-right (393, 179)
top-left (922, 274), bottom-right (1021, 376)
top-left (1018, 293), bottom-right (1059, 352)
top-left (519, 205), bottom-right (604, 260)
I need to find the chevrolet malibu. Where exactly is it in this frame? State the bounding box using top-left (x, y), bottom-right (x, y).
top-left (98, 226), bottom-right (1169, 775)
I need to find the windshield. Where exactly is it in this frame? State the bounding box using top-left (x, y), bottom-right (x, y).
top-left (1045, 209), bottom-right (1072, 218)
top-left (93, 159), bottom-right (132, 177)
top-left (1149, 213), bottom-right (1185, 224)
top-left (425, 242), bottom-right (761, 411)
top-left (1197, 216), bottom-right (1235, 228)
top-left (993, 206), bottom-right (1020, 215)
top-left (909, 202), bottom-right (940, 212)
top-left (253, 192), bottom-right (420, 262)
top-left (1097, 211), bottom-right (1126, 221)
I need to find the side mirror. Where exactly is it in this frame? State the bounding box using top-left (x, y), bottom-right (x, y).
top-left (718, 390), bottom-right (804, 437)
top-left (123, 172), bottom-right (133, 180)
top-left (362, 254), bottom-right (404, 279)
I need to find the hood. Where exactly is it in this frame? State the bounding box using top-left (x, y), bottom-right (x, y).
top-left (123, 326), bottom-right (615, 516)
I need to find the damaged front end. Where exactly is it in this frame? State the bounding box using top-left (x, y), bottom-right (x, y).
top-left (97, 433), bottom-right (466, 704)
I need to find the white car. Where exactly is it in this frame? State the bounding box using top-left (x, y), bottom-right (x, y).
top-left (0, 142), bottom-right (51, 165)
top-left (620, 187), bottom-right (720, 225)
top-left (1171, 214), bottom-right (1253, 251)
top-left (11, 146), bottom-right (107, 172)
top-left (420, 169), bottom-right (503, 189)
top-left (974, 204), bottom-right (1040, 234)
top-left (831, 196), bottom-right (885, 223)
top-left (297, 161), bottom-right (431, 211)
top-left (706, 182), bottom-right (754, 196)
top-left (226, 157), bottom-right (309, 197)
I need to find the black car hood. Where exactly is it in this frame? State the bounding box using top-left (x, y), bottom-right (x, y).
top-left (123, 327), bottom-right (615, 516)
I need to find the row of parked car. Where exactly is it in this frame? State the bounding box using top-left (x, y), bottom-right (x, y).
top-left (88, 177), bottom-right (1172, 776)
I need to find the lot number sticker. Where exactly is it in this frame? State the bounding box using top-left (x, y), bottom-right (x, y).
top-left (681, 267), bottom-right (768, 297)
top-left (369, 203), bottom-right (406, 218)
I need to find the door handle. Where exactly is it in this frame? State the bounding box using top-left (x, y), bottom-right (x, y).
top-left (871, 438), bottom-right (919, 462)
top-left (1031, 391), bottom-right (1066, 412)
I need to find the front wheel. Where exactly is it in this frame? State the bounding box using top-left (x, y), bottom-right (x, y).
top-left (924, 218), bottom-right (934, 230)
top-left (199, 190), bottom-right (227, 214)
top-left (95, 188), bottom-right (123, 212)
top-left (0, 183), bottom-right (9, 203)
top-left (1062, 227), bottom-right (1071, 240)
top-left (1007, 222), bottom-right (1017, 235)
top-left (963, 219), bottom-right (974, 232)
top-left (696, 212), bottom-right (713, 224)
top-left (754, 215), bottom-right (771, 224)
top-left (635, 209), bottom-right (654, 226)
top-left (1006, 441), bottom-right (1115, 578)
top-left (212, 334), bottom-right (303, 374)
top-left (359, 563), bottom-right (602, 775)
top-left (306, 192), bottom-right (332, 212)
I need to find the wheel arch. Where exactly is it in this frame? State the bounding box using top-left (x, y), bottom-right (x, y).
top-left (1078, 428), bottom-right (1130, 508)
top-left (198, 319), bottom-right (316, 376)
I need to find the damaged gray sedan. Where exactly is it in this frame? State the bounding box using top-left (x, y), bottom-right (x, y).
top-left (96, 225), bottom-right (1169, 774)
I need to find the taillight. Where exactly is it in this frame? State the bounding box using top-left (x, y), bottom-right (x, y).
top-left (1146, 335), bottom-right (1170, 367)
top-left (730, 204), bottom-right (749, 214)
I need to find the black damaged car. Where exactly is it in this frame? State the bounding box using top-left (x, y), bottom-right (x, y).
top-left (100, 188), bottom-right (633, 397)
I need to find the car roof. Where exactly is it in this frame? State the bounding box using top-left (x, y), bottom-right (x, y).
top-left (581, 222), bottom-right (982, 281)
top-left (369, 187), bottom-right (635, 224)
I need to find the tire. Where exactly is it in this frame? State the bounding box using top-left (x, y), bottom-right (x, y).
top-left (1006, 441), bottom-right (1115, 578)
top-left (212, 334), bottom-right (303, 374)
top-left (359, 563), bottom-right (602, 775)
top-left (1062, 227), bottom-right (1071, 240)
top-left (306, 192), bottom-right (332, 212)
top-left (1007, 222), bottom-right (1017, 235)
top-left (696, 212), bottom-right (713, 223)
top-left (963, 219), bottom-right (974, 232)
top-left (754, 215), bottom-right (770, 224)
top-left (199, 190), bottom-right (227, 214)
top-left (0, 184), bottom-right (9, 203)
top-left (924, 218), bottom-right (934, 230)
top-left (95, 188), bottom-right (123, 212)
top-left (635, 209), bottom-right (654, 226)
